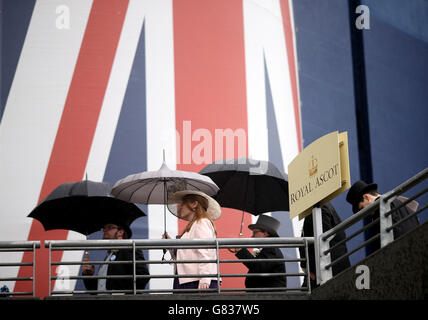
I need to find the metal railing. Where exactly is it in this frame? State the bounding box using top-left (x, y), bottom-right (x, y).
top-left (2, 169), bottom-right (426, 296)
top-left (0, 241), bottom-right (40, 297)
top-left (316, 167), bottom-right (428, 285)
top-left (45, 237), bottom-right (314, 296)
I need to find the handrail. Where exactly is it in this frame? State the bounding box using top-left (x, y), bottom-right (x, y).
top-left (0, 241), bottom-right (41, 250)
top-left (321, 198), bottom-right (380, 242)
top-left (321, 167), bottom-right (427, 243)
top-left (0, 241), bottom-right (40, 297)
top-left (45, 237), bottom-right (313, 248)
top-left (45, 237), bottom-right (314, 296)
top-left (317, 167), bottom-right (428, 285)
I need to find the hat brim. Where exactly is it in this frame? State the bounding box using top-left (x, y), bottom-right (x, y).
top-left (352, 183), bottom-right (378, 213)
top-left (168, 190), bottom-right (222, 221)
top-left (248, 223), bottom-right (279, 237)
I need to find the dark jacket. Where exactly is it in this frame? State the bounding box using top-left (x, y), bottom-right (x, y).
top-left (83, 248), bottom-right (149, 293)
top-left (299, 202), bottom-right (351, 285)
top-left (236, 246), bottom-right (287, 291)
top-left (366, 197), bottom-right (419, 255)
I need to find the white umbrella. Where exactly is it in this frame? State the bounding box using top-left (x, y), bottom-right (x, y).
top-left (111, 160), bottom-right (219, 234)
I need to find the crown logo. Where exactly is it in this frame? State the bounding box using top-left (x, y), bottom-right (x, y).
top-left (309, 155), bottom-right (318, 177)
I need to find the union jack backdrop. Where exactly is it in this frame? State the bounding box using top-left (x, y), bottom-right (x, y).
top-left (0, 0), bottom-right (303, 297)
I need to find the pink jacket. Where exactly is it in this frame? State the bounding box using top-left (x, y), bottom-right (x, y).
top-left (176, 218), bottom-right (218, 284)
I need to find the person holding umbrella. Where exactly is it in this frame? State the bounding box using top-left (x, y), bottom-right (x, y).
top-left (163, 190), bottom-right (221, 292)
top-left (81, 220), bottom-right (150, 294)
top-left (233, 215), bottom-right (287, 292)
top-left (27, 179), bottom-right (150, 294)
top-left (200, 157), bottom-right (290, 237)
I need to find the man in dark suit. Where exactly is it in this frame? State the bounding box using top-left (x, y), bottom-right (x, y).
top-left (82, 221), bottom-right (150, 294)
top-left (346, 180), bottom-right (420, 255)
top-left (299, 202), bottom-right (351, 289)
top-left (235, 215), bottom-right (287, 291)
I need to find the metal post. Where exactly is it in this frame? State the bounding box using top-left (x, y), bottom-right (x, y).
top-left (304, 238), bottom-right (311, 294)
top-left (379, 193), bottom-right (394, 248)
top-left (312, 206), bottom-right (333, 285)
top-left (319, 234), bottom-right (332, 285)
top-left (215, 240), bottom-right (220, 294)
top-left (312, 206), bottom-right (323, 285)
top-left (32, 242), bottom-right (36, 297)
top-left (133, 241), bottom-right (136, 295)
top-left (48, 242), bottom-right (52, 296)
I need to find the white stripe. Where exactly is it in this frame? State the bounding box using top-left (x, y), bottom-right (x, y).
top-left (59, 0), bottom-right (177, 293)
top-left (0, 0), bottom-right (93, 291)
top-left (243, 0), bottom-right (269, 171)
top-left (144, 0), bottom-right (177, 291)
top-left (54, 0), bottom-right (148, 293)
top-left (243, 0), bottom-right (303, 278)
top-left (244, 0), bottom-right (302, 225)
top-left (84, 0), bottom-right (145, 183)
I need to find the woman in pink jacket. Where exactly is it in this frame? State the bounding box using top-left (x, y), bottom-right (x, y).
top-left (163, 190), bottom-right (221, 292)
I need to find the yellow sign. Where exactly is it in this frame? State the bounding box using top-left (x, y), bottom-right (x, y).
top-left (288, 131), bottom-right (350, 220)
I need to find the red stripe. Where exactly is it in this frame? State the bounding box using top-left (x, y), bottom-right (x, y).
top-left (280, 0), bottom-right (303, 152)
top-left (173, 0), bottom-right (251, 290)
top-left (16, 0), bottom-right (129, 298)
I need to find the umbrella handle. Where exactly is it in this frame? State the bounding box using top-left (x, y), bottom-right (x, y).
top-left (163, 180), bottom-right (167, 234)
top-left (228, 232), bottom-right (243, 253)
top-left (82, 251), bottom-right (95, 274)
top-left (228, 211), bottom-right (245, 253)
top-left (238, 210), bottom-right (246, 237)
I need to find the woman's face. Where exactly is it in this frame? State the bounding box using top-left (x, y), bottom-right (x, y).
top-left (177, 199), bottom-right (197, 220)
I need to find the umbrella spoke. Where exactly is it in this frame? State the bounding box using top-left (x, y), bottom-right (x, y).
top-left (114, 178), bottom-right (155, 201)
top-left (184, 179), bottom-right (219, 195)
top-left (129, 180), bottom-right (159, 204)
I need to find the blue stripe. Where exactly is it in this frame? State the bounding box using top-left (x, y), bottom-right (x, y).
top-left (0, 0), bottom-right (36, 122)
top-left (75, 20), bottom-right (149, 292)
top-left (102, 19), bottom-right (149, 243)
top-left (264, 56), bottom-right (300, 288)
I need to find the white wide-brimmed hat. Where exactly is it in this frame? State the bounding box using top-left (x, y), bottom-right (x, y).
top-left (167, 190), bottom-right (222, 221)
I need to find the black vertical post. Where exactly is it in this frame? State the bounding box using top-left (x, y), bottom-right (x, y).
top-left (348, 0), bottom-right (374, 256)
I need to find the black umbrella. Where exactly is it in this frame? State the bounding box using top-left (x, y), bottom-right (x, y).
top-left (200, 157), bottom-right (289, 235)
top-left (28, 179), bottom-right (146, 237)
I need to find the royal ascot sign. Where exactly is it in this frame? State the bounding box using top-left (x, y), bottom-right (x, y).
top-left (288, 131), bottom-right (351, 220)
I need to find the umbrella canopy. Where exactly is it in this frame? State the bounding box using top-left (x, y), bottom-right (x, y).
top-left (111, 162), bottom-right (219, 203)
top-left (199, 157), bottom-right (289, 215)
top-left (28, 180), bottom-right (146, 236)
top-left (111, 161), bottom-right (219, 237)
